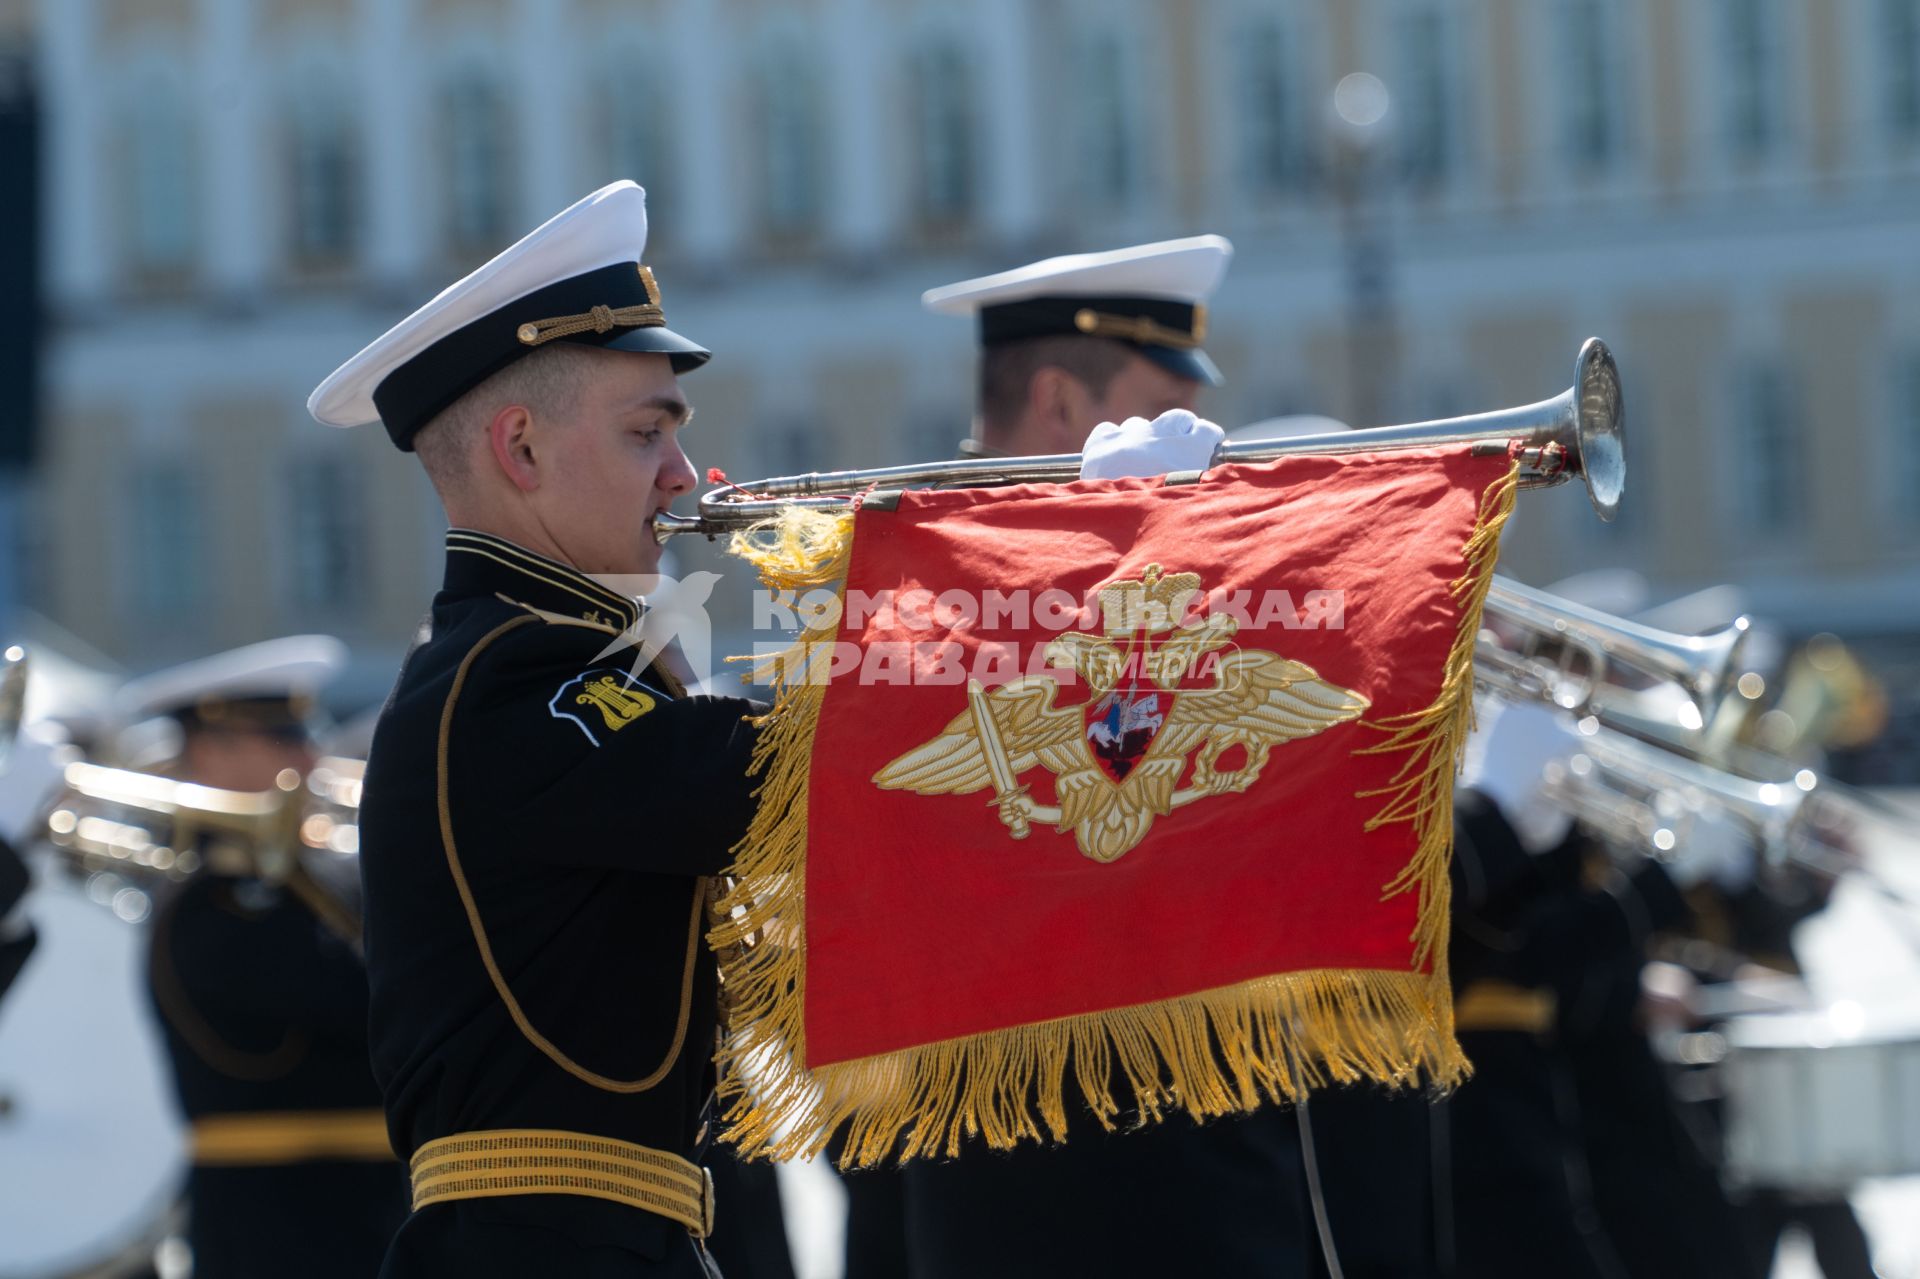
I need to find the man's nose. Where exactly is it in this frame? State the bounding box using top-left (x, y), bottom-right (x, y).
top-left (658, 441), bottom-right (697, 496)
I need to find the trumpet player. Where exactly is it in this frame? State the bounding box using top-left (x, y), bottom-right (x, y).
top-left (120, 636), bottom-right (407, 1278)
top-left (308, 182), bottom-right (763, 1278)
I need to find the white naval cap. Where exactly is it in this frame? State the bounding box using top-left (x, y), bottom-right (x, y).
top-left (307, 180), bottom-right (710, 451)
top-left (117, 635), bottom-right (348, 731)
top-left (923, 236), bottom-right (1234, 386)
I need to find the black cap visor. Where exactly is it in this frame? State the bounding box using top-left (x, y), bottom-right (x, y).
top-left (597, 323), bottom-right (712, 374)
top-left (1139, 344), bottom-right (1223, 387)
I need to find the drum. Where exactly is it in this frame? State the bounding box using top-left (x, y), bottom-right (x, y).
top-left (1720, 1001), bottom-right (1920, 1194)
top-left (0, 863), bottom-right (186, 1278)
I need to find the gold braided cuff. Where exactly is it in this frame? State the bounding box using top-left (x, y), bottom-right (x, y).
top-left (409, 1129), bottom-right (714, 1238)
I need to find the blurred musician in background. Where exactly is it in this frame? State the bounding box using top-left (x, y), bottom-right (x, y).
top-left (1443, 698), bottom-right (1754, 1279)
top-left (0, 648), bottom-right (45, 1003)
top-left (121, 636), bottom-right (406, 1279)
top-left (1660, 831), bottom-right (1881, 1278)
top-left (1465, 598), bottom-right (1908, 1279)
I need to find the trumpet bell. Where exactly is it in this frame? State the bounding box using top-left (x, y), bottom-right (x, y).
top-left (1575, 337), bottom-right (1626, 522)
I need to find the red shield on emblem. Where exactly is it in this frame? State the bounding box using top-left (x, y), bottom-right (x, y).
top-left (1083, 685), bottom-right (1171, 782)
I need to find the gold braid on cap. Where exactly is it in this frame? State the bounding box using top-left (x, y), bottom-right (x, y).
top-left (1072, 303), bottom-right (1206, 349)
top-left (516, 265), bottom-right (666, 347)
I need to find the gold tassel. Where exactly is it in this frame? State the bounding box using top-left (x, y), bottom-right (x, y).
top-left (713, 464), bottom-right (1520, 1167)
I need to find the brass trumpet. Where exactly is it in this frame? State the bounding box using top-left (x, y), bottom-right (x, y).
top-left (655, 338), bottom-right (1625, 541)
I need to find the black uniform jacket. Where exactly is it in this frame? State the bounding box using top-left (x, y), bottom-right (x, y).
top-left (1442, 792), bottom-right (1694, 1279)
top-left (146, 872), bottom-right (408, 1278)
top-left (0, 834), bottom-right (35, 1002)
top-left (360, 530), bottom-right (760, 1274)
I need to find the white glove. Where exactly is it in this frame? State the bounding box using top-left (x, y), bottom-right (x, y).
top-left (1079, 409), bottom-right (1225, 481)
top-left (1663, 808), bottom-right (1756, 893)
top-left (0, 721), bottom-right (76, 848)
top-left (1460, 699), bottom-right (1581, 854)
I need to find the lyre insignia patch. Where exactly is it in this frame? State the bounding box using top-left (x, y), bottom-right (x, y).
top-left (549, 668), bottom-right (666, 746)
top-left (872, 564), bottom-right (1371, 863)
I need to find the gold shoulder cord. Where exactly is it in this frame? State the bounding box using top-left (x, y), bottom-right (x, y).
top-left (438, 616), bottom-right (705, 1093)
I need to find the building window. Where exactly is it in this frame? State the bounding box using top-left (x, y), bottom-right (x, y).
top-left (909, 40), bottom-right (978, 229)
top-left (440, 67), bottom-right (515, 255)
top-left (286, 454), bottom-right (366, 614)
top-left (1069, 30), bottom-right (1138, 208)
top-left (1395, 2), bottom-right (1460, 188)
top-left (1236, 16), bottom-right (1313, 199)
top-left (591, 56), bottom-right (674, 222)
top-left (1883, 0), bottom-right (1920, 141)
top-left (285, 83), bottom-right (360, 268)
top-left (1738, 360), bottom-right (1804, 534)
top-left (1557, 0), bottom-right (1620, 168)
top-left (128, 462), bottom-right (205, 617)
top-left (755, 53), bottom-right (825, 239)
top-left (118, 82), bottom-right (198, 276)
top-left (1719, 0), bottom-right (1784, 160)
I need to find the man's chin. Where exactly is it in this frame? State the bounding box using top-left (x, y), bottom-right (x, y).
top-left (629, 540), bottom-right (664, 577)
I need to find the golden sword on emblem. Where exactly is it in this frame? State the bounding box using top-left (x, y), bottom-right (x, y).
top-left (966, 678), bottom-right (1031, 839)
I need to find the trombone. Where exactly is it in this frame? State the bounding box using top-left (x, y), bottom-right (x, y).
top-left (655, 337), bottom-right (1625, 541)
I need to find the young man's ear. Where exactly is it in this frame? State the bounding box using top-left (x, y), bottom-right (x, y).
top-left (1029, 366), bottom-right (1094, 454)
top-left (487, 405), bottom-right (541, 493)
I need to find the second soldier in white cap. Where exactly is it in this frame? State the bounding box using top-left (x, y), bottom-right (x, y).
top-left (924, 236), bottom-right (1232, 468)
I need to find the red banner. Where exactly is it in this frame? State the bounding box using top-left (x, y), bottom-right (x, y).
top-left (714, 446), bottom-right (1518, 1164)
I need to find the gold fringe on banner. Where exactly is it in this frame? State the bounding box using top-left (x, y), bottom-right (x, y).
top-left (710, 463), bottom-right (1518, 1168)
top-left (1355, 457), bottom-right (1522, 1051)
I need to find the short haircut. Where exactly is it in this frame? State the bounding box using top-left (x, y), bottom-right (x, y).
top-left (411, 344), bottom-right (601, 492)
top-left (978, 335), bottom-right (1134, 438)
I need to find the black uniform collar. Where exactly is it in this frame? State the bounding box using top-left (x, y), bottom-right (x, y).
top-left (443, 529), bottom-right (643, 632)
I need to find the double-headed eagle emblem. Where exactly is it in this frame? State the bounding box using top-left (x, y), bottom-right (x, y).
top-left (872, 565), bottom-right (1372, 863)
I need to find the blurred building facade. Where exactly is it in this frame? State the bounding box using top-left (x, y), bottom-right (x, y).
top-left (17, 0), bottom-right (1920, 753)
